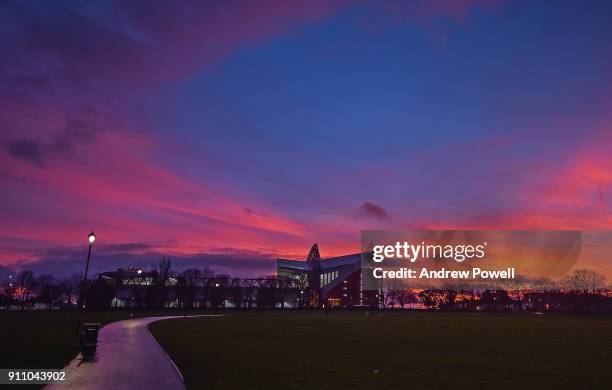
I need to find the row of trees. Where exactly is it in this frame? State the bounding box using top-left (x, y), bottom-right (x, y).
top-left (406, 289), bottom-right (612, 312)
top-left (1, 264), bottom-right (609, 311)
top-left (0, 258), bottom-right (232, 309)
top-left (491, 269), bottom-right (608, 292)
top-left (84, 257), bottom-right (299, 310)
top-left (0, 258), bottom-right (181, 309)
top-left (379, 269), bottom-right (609, 306)
top-left (0, 270), bottom-right (81, 309)
top-left (377, 269), bottom-right (610, 312)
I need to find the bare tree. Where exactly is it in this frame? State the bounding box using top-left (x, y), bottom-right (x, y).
top-left (230, 278), bottom-right (242, 309)
top-left (398, 289), bottom-right (418, 309)
top-left (210, 274), bottom-right (230, 309)
top-left (36, 274), bottom-right (59, 309)
top-left (201, 267), bottom-right (215, 279)
top-left (293, 273), bottom-right (308, 308)
top-left (383, 279), bottom-right (406, 308)
top-left (418, 289), bottom-right (448, 309)
top-left (16, 270), bottom-right (35, 305)
top-left (181, 268), bottom-right (202, 286)
top-left (531, 277), bottom-right (559, 291)
top-left (158, 257), bottom-right (172, 283)
top-left (178, 268), bottom-right (202, 308)
top-left (242, 279), bottom-right (257, 308)
top-left (256, 275), bottom-right (278, 308)
top-left (58, 274), bottom-right (81, 305)
top-left (157, 257), bottom-right (173, 308)
top-left (560, 269), bottom-right (606, 292)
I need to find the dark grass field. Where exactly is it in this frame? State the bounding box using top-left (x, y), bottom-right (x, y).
top-left (0, 309), bottom-right (212, 370)
top-left (150, 311), bottom-right (612, 390)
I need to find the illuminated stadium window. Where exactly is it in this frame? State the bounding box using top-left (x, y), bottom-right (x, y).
top-left (321, 272), bottom-right (339, 287)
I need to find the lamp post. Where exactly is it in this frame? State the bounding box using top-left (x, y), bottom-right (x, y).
top-left (76, 231), bottom-right (96, 331)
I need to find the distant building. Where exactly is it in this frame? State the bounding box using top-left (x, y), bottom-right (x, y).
top-left (98, 267), bottom-right (157, 308)
top-left (99, 267), bottom-right (156, 286)
top-left (96, 247), bottom-right (381, 309)
top-left (277, 244), bottom-right (376, 308)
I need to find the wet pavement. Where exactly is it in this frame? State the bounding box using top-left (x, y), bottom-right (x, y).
top-left (46, 315), bottom-right (220, 390)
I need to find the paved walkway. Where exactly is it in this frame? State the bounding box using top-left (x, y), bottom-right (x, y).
top-left (47, 315), bottom-right (219, 390)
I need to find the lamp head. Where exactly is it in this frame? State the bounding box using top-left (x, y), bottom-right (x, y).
top-left (88, 231), bottom-right (96, 245)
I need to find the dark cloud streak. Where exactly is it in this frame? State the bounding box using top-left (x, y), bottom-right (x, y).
top-left (4, 116), bottom-right (101, 167)
top-left (6, 139), bottom-right (45, 167)
top-left (14, 243), bottom-right (277, 278)
top-left (359, 201), bottom-right (390, 220)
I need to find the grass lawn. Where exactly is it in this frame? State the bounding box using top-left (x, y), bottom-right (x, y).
top-left (150, 311), bottom-right (612, 390)
top-left (0, 309), bottom-right (213, 370)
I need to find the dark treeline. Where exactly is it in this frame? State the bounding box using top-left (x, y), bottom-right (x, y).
top-left (378, 288), bottom-right (612, 313)
top-left (0, 270), bottom-right (80, 309)
top-left (378, 269), bottom-right (612, 313)
top-left (1, 260), bottom-right (611, 312)
top-left (0, 257), bottom-right (300, 310)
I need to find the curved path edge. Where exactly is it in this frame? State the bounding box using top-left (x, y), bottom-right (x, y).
top-left (46, 315), bottom-right (222, 390)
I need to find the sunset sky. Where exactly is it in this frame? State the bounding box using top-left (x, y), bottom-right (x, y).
top-left (1, 0), bottom-right (611, 277)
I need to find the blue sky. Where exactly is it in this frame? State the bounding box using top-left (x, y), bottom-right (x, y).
top-left (1, 0), bottom-right (611, 277)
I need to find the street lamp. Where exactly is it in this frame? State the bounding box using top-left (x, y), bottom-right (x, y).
top-left (76, 231), bottom-right (96, 331)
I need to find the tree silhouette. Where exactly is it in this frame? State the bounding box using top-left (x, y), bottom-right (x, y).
top-left (36, 274), bottom-right (60, 309)
top-left (58, 274), bottom-right (81, 306)
top-left (156, 257), bottom-right (173, 308)
top-left (398, 289), bottom-right (418, 309)
top-left (85, 278), bottom-right (117, 309)
top-left (560, 269), bottom-right (606, 292)
top-left (16, 270), bottom-right (34, 305)
top-left (177, 268), bottom-right (202, 308)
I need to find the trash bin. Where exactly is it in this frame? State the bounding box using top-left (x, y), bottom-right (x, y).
top-left (80, 322), bottom-right (101, 359)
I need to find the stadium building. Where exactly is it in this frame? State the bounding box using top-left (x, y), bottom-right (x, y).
top-left (277, 244), bottom-right (377, 308)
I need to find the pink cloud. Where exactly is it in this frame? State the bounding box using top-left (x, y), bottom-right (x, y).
top-left (1, 0), bottom-right (514, 272)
